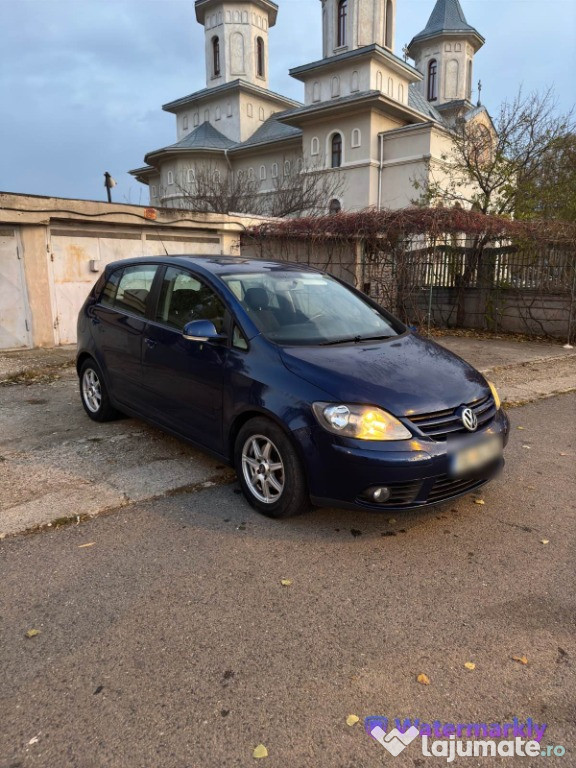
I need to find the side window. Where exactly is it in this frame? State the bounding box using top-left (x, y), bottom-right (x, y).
top-left (232, 324), bottom-right (248, 350)
top-left (99, 265), bottom-right (156, 316)
top-left (100, 270), bottom-right (122, 308)
top-left (113, 265), bottom-right (158, 317)
top-left (156, 267), bottom-right (226, 333)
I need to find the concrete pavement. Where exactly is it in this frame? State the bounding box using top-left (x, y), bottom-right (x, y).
top-left (1, 394), bottom-right (574, 767)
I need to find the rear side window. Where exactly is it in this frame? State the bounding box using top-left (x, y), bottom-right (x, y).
top-left (100, 265), bottom-right (158, 317)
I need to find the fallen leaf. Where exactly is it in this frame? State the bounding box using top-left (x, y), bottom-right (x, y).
top-left (280, 579), bottom-right (292, 587)
top-left (464, 662), bottom-right (476, 670)
top-left (474, 499), bottom-right (485, 506)
top-left (25, 629), bottom-right (41, 638)
top-left (522, 444), bottom-right (531, 449)
top-left (417, 673), bottom-right (430, 685)
top-left (78, 542), bottom-right (95, 548)
top-left (346, 714), bottom-right (360, 726)
top-left (388, 518), bottom-right (397, 524)
top-left (253, 744), bottom-right (268, 759)
top-left (516, 426), bottom-right (525, 430)
top-left (541, 539), bottom-right (549, 545)
top-left (0, 533), bottom-right (6, 540)
top-left (559, 452), bottom-right (570, 456)
top-left (28, 736), bottom-right (39, 745)
top-left (512, 655), bottom-right (528, 665)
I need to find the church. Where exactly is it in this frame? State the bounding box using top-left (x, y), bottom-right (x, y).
top-left (130, 0), bottom-right (490, 214)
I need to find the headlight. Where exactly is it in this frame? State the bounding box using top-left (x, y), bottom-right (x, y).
top-left (312, 402), bottom-right (412, 440)
top-left (487, 380), bottom-right (501, 410)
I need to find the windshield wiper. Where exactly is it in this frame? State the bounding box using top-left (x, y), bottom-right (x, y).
top-left (319, 334), bottom-right (393, 346)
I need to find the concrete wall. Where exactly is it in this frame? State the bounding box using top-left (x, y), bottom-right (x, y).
top-left (0, 193), bottom-right (261, 349)
top-left (413, 287), bottom-right (574, 339)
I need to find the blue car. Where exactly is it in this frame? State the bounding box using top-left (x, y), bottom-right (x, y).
top-left (77, 256), bottom-right (509, 518)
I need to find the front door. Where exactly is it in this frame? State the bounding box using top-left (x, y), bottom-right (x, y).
top-left (141, 266), bottom-right (227, 452)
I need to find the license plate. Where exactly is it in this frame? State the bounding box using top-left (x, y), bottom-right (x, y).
top-left (451, 435), bottom-right (503, 477)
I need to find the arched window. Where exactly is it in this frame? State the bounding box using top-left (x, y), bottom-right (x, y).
top-left (212, 37), bottom-right (220, 77)
top-left (256, 37), bottom-right (265, 77)
top-left (337, 0), bottom-right (347, 47)
top-left (331, 133), bottom-right (343, 168)
top-left (259, 165), bottom-right (266, 180)
top-left (284, 160), bottom-right (291, 176)
top-left (427, 59), bottom-right (438, 101)
top-left (466, 60), bottom-right (473, 100)
top-left (351, 128), bottom-right (361, 148)
top-left (271, 163), bottom-right (278, 178)
top-left (311, 136), bottom-right (320, 155)
top-left (385, 0), bottom-right (393, 48)
top-left (329, 198), bottom-right (342, 214)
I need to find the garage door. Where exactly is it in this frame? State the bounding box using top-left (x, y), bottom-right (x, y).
top-left (0, 227), bottom-right (31, 349)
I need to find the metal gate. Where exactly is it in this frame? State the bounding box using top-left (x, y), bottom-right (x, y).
top-left (0, 227), bottom-right (31, 349)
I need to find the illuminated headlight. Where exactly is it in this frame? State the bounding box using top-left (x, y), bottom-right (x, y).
top-left (487, 380), bottom-right (501, 410)
top-left (312, 402), bottom-right (412, 441)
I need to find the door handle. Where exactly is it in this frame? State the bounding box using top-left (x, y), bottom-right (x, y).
top-left (144, 337), bottom-right (156, 349)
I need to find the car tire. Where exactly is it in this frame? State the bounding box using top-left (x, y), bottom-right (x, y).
top-left (79, 358), bottom-right (119, 422)
top-left (234, 417), bottom-right (310, 518)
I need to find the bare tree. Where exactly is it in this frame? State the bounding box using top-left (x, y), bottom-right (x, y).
top-left (416, 88), bottom-right (575, 217)
top-left (174, 159), bottom-right (345, 218)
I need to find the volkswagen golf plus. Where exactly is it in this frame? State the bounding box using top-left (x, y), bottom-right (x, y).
top-left (77, 256), bottom-right (509, 518)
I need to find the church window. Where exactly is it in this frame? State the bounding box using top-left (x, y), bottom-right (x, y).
top-left (256, 37), bottom-right (265, 77)
top-left (194, 112), bottom-right (199, 126)
top-left (259, 107), bottom-right (265, 121)
top-left (167, 171), bottom-right (174, 185)
top-left (329, 198), bottom-right (342, 214)
top-left (213, 170), bottom-right (221, 183)
top-left (397, 83), bottom-right (404, 102)
top-left (182, 115), bottom-right (189, 130)
top-left (385, 0), bottom-right (393, 48)
top-left (227, 102), bottom-right (233, 117)
top-left (247, 102), bottom-right (253, 117)
top-left (331, 133), bottom-right (343, 168)
top-left (312, 82), bottom-right (321, 102)
top-left (331, 76), bottom-right (340, 98)
top-left (271, 163), bottom-right (278, 178)
top-left (204, 109), bottom-right (210, 121)
top-left (311, 137), bottom-right (320, 155)
top-left (212, 37), bottom-right (221, 77)
top-left (259, 165), bottom-right (266, 180)
top-left (187, 169), bottom-right (195, 183)
top-left (337, 0), bottom-right (347, 47)
top-left (284, 160), bottom-right (291, 176)
top-left (351, 71), bottom-right (359, 92)
top-left (387, 77), bottom-right (393, 96)
top-left (455, 43), bottom-right (462, 52)
top-left (427, 59), bottom-right (438, 101)
top-left (215, 106), bottom-right (221, 120)
top-left (466, 60), bottom-right (473, 100)
top-left (248, 167), bottom-right (255, 180)
top-left (351, 128), bottom-right (361, 148)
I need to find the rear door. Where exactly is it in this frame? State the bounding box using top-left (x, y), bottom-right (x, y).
top-left (91, 264), bottom-right (158, 406)
top-left (141, 265), bottom-right (228, 451)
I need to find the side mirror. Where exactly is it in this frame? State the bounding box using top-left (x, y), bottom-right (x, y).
top-left (183, 319), bottom-right (227, 342)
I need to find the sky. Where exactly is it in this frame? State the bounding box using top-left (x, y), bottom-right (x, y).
top-left (1, 0), bottom-right (575, 205)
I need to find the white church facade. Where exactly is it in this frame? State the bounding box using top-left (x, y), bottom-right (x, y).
top-left (130, 0), bottom-right (489, 213)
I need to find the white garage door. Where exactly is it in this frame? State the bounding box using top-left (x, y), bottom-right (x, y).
top-left (0, 227), bottom-right (31, 349)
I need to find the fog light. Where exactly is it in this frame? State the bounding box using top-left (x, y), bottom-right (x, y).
top-left (370, 486), bottom-right (391, 503)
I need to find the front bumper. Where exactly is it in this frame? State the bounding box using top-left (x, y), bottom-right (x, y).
top-left (297, 408), bottom-right (510, 511)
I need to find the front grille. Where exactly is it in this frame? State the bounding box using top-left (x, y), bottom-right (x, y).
top-left (426, 460), bottom-right (502, 504)
top-left (407, 395), bottom-right (496, 440)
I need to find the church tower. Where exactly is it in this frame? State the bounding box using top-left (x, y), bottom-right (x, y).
top-left (195, 0), bottom-right (278, 89)
top-left (321, 0), bottom-right (396, 58)
top-left (407, 0), bottom-right (484, 121)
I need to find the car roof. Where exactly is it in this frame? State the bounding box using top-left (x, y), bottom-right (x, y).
top-left (104, 255), bottom-right (323, 277)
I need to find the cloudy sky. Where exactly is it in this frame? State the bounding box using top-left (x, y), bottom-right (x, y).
top-left (2, 0), bottom-right (575, 205)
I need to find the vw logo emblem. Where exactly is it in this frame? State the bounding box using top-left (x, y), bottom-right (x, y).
top-left (461, 407), bottom-right (478, 432)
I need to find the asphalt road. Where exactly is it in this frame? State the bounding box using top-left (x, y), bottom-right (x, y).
top-left (1, 394), bottom-right (575, 768)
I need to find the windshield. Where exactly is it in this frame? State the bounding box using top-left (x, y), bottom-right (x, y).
top-left (221, 270), bottom-right (402, 345)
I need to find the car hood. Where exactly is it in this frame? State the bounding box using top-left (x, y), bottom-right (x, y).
top-left (279, 333), bottom-right (488, 416)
